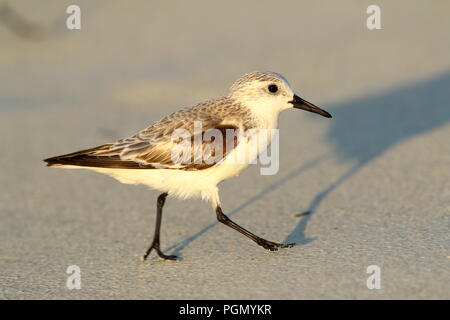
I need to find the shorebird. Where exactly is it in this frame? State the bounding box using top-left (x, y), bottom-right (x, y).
top-left (44, 71), bottom-right (331, 261)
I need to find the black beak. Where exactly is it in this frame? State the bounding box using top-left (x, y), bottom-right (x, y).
top-left (290, 94), bottom-right (332, 118)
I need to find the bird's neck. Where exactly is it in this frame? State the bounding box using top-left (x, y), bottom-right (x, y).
top-left (245, 103), bottom-right (280, 130)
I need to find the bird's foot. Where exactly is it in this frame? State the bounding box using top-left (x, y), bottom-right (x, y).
top-left (257, 239), bottom-right (295, 251)
top-left (141, 243), bottom-right (178, 262)
top-left (157, 252), bottom-right (178, 262)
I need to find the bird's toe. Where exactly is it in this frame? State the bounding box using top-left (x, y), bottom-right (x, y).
top-left (159, 254), bottom-right (178, 262)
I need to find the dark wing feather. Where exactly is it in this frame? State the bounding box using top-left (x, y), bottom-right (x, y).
top-left (44, 144), bottom-right (156, 169)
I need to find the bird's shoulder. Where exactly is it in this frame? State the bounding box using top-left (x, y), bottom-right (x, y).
top-left (146, 97), bottom-right (253, 134)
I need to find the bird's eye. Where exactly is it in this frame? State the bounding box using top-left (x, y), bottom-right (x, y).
top-left (268, 84), bottom-right (278, 93)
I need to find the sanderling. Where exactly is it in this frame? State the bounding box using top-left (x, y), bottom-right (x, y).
top-left (44, 71), bottom-right (331, 261)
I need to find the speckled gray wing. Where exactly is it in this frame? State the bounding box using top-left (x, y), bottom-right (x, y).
top-left (44, 97), bottom-right (255, 170)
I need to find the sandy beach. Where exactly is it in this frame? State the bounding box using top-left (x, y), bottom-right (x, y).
top-left (0, 0), bottom-right (449, 299)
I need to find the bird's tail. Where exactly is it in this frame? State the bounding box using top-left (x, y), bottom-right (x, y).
top-left (43, 144), bottom-right (114, 167)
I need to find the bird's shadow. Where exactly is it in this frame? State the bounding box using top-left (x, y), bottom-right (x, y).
top-left (166, 71), bottom-right (450, 257)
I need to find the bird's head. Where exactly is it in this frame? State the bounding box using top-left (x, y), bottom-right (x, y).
top-left (228, 71), bottom-right (331, 120)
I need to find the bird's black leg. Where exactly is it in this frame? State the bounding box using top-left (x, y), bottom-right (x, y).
top-left (141, 193), bottom-right (177, 261)
top-left (215, 206), bottom-right (295, 251)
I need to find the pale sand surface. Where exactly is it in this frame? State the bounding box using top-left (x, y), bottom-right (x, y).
top-left (0, 1), bottom-right (449, 299)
